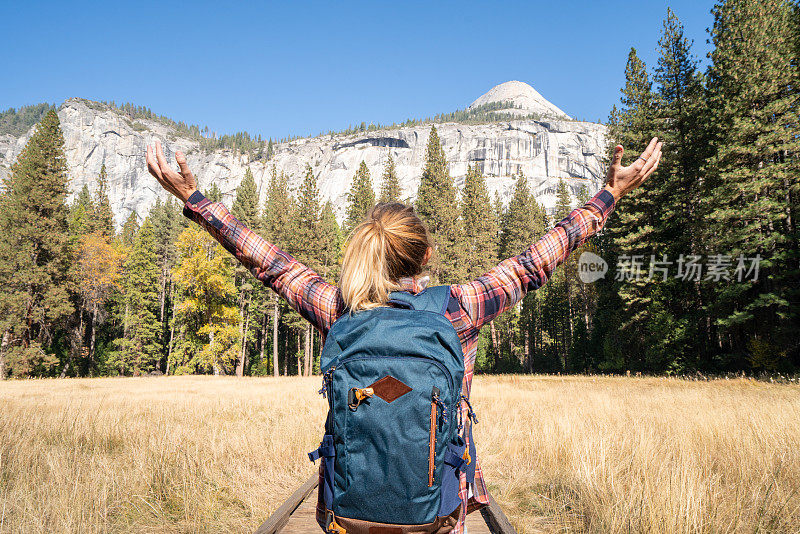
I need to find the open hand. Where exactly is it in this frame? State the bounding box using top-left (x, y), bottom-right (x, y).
top-left (145, 141), bottom-right (197, 203)
top-left (604, 136), bottom-right (662, 201)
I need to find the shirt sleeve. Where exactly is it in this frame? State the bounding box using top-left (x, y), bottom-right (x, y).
top-left (451, 187), bottom-right (615, 330)
top-left (181, 190), bottom-right (343, 334)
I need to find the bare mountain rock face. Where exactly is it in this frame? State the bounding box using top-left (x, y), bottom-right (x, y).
top-left (468, 80), bottom-right (572, 120)
top-left (0, 82), bottom-right (607, 228)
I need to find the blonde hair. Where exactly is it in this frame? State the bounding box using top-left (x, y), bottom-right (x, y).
top-left (339, 202), bottom-right (433, 312)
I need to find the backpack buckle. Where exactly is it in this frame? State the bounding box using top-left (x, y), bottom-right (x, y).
top-left (348, 387), bottom-right (374, 411)
top-left (325, 511), bottom-right (346, 534)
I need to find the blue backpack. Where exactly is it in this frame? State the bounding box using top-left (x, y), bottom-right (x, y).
top-left (309, 285), bottom-right (472, 534)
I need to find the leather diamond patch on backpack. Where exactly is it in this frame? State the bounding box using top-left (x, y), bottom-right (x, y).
top-left (368, 375), bottom-right (412, 403)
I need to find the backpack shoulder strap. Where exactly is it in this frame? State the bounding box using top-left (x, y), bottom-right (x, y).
top-left (387, 285), bottom-right (451, 316)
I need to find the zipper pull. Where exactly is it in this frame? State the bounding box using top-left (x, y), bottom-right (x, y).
top-left (319, 367), bottom-right (335, 398)
top-left (461, 395), bottom-right (478, 424)
top-left (432, 387), bottom-right (447, 420)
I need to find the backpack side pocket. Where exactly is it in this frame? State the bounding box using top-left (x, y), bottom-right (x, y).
top-left (438, 439), bottom-right (466, 517)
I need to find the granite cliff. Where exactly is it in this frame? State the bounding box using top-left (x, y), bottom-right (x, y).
top-left (0, 81), bottom-right (608, 228)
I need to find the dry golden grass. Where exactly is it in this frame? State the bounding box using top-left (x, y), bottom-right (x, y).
top-left (0, 375), bottom-right (798, 533)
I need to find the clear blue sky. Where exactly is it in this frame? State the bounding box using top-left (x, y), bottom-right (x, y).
top-left (1, 1), bottom-right (715, 140)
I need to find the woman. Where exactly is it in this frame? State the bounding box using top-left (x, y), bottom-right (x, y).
top-left (146, 136), bottom-right (662, 533)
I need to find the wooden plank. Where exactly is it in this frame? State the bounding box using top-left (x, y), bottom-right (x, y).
top-left (279, 492), bottom-right (319, 534)
top-left (254, 473), bottom-right (319, 534)
top-left (465, 508), bottom-right (493, 534)
top-left (255, 475), bottom-right (516, 534)
top-left (479, 493), bottom-right (518, 534)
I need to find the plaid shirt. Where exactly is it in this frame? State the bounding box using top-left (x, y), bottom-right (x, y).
top-left (183, 187), bottom-right (615, 532)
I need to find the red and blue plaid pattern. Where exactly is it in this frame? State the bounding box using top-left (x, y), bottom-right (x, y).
top-left (183, 187), bottom-right (615, 531)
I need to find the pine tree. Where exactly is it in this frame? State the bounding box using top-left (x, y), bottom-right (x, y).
top-left (110, 218), bottom-right (161, 374)
top-left (0, 109), bottom-right (73, 377)
top-left (597, 48), bottom-right (659, 372)
top-left (496, 171), bottom-right (547, 371)
top-left (150, 197), bottom-right (184, 372)
top-left (291, 165), bottom-right (323, 376)
top-left (499, 172), bottom-right (546, 258)
top-left (264, 167), bottom-right (294, 247)
top-left (415, 125), bottom-right (467, 284)
top-left (94, 164), bottom-right (115, 238)
top-left (205, 183), bottom-right (223, 203)
top-left (564, 185), bottom-right (600, 371)
top-left (705, 0), bottom-right (800, 369)
top-left (262, 167), bottom-right (295, 377)
top-left (318, 201), bottom-right (342, 282)
top-left (231, 167), bottom-right (259, 227)
top-left (314, 200), bottom-right (342, 375)
top-left (119, 212), bottom-right (140, 247)
top-left (549, 179), bottom-right (578, 370)
top-left (292, 164), bottom-right (323, 269)
top-left (379, 153), bottom-right (401, 203)
top-left (231, 167), bottom-right (260, 376)
top-left (69, 184), bottom-right (96, 237)
top-left (343, 161), bottom-right (376, 236)
top-left (460, 164), bottom-right (498, 279)
top-left (646, 7), bottom-right (711, 370)
top-left (492, 192), bottom-right (504, 237)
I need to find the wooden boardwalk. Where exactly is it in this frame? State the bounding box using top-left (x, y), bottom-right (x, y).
top-left (255, 475), bottom-right (516, 534)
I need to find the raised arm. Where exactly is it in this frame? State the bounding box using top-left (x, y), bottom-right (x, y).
top-left (453, 137), bottom-right (663, 330)
top-left (145, 141), bottom-right (343, 334)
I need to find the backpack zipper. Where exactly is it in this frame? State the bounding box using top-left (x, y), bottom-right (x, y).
top-left (319, 367), bottom-right (336, 398)
top-left (429, 386), bottom-right (447, 487)
top-left (335, 354), bottom-right (454, 393)
top-left (428, 386), bottom-right (439, 487)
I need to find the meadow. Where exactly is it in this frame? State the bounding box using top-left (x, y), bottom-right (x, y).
top-left (0, 375), bottom-right (798, 533)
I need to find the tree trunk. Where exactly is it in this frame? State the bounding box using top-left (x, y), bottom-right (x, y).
top-left (304, 325), bottom-right (313, 376)
top-left (282, 325), bottom-right (288, 376)
top-left (296, 331), bottom-right (302, 376)
top-left (89, 301), bottom-right (98, 369)
top-left (123, 302), bottom-right (129, 338)
top-left (273, 299), bottom-right (280, 378)
top-left (210, 328), bottom-right (219, 376)
top-left (166, 322), bottom-right (174, 375)
top-left (158, 270), bottom-right (169, 372)
top-left (490, 320), bottom-right (499, 372)
top-left (566, 273), bottom-right (574, 366)
top-left (166, 281), bottom-right (175, 375)
top-left (78, 304), bottom-right (87, 376)
top-left (302, 326), bottom-right (308, 377)
top-left (159, 268), bottom-right (167, 324)
top-left (259, 312), bottom-right (267, 373)
top-left (59, 325), bottom-right (73, 378)
top-left (524, 327), bottom-right (531, 373)
top-left (1, 330), bottom-right (10, 379)
top-left (508, 306), bottom-right (517, 361)
top-left (236, 295), bottom-right (250, 377)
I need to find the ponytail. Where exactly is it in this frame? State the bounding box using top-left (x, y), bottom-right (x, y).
top-left (339, 203), bottom-right (432, 312)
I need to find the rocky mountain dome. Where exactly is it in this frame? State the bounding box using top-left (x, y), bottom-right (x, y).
top-left (468, 80), bottom-right (571, 120)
